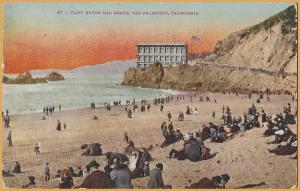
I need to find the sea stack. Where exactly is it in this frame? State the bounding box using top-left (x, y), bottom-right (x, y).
top-left (47, 72), bottom-right (65, 81)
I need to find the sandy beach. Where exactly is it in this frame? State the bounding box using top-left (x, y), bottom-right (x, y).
top-left (2, 92), bottom-right (297, 188)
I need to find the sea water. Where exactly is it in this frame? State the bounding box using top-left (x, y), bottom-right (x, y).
top-left (3, 69), bottom-right (182, 115)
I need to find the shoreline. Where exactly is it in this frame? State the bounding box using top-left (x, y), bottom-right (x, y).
top-left (3, 91), bottom-right (297, 188)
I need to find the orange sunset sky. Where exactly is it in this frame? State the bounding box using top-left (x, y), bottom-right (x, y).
top-left (3, 2), bottom-right (293, 74)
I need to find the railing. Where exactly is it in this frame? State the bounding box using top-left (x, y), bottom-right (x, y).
top-left (196, 61), bottom-right (297, 77)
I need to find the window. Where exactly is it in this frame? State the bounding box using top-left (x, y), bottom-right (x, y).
top-left (176, 56), bottom-right (180, 61)
top-left (160, 56), bottom-right (164, 62)
top-left (176, 47), bottom-right (181, 54)
top-left (155, 56), bottom-right (159, 61)
top-left (154, 46), bottom-right (159, 54)
top-left (140, 56), bottom-right (144, 62)
top-left (182, 47), bottom-right (186, 54)
top-left (181, 56), bottom-right (186, 61)
top-left (166, 56), bottom-right (170, 61)
top-left (145, 56), bottom-right (149, 62)
top-left (139, 47), bottom-right (144, 53)
top-left (166, 47), bottom-right (170, 54)
top-left (145, 46), bottom-right (149, 54)
top-left (150, 56), bottom-right (154, 62)
top-left (161, 47), bottom-right (165, 53)
top-left (171, 47), bottom-right (175, 54)
top-left (150, 46), bottom-right (154, 54)
top-left (170, 56), bottom-right (174, 61)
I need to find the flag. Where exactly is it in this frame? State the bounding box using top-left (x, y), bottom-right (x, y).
top-left (192, 35), bottom-right (200, 41)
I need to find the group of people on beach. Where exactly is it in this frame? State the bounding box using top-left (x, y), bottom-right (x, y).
top-left (43, 105), bottom-right (60, 115)
top-left (3, 110), bottom-right (10, 128)
top-left (3, 90), bottom-right (298, 189)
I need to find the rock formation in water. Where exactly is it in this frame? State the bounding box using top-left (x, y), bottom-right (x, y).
top-left (3, 72), bottom-right (48, 84)
top-left (3, 71), bottom-right (65, 84)
top-left (121, 6), bottom-right (297, 93)
top-left (47, 72), bottom-right (65, 81)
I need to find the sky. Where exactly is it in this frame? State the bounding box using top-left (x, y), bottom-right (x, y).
top-left (3, 2), bottom-right (294, 73)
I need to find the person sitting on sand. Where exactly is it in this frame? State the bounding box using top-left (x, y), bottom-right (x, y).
top-left (147, 163), bottom-right (165, 188)
top-left (77, 167), bottom-right (83, 177)
top-left (268, 137), bottom-right (297, 156)
top-left (59, 169), bottom-right (74, 189)
top-left (12, 161), bottom-right (21, 173)
top-left (186, 174), bottom-right (230, 188)
top-left (22, 176), bottom-right (36, 188)
top-left (110, 159), bottom-right (133, 188)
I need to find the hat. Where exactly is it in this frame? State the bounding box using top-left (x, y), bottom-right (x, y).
top-left (291, 140), bottom-right (297, 147)
top-left (156, 163), bottom-right (163, 171)
top-left (275, 129), bottom-right (284, 136)
top-left (221, 174), bottom-right (230, 183)
top-left (110, 158), bottom-right (119, 168)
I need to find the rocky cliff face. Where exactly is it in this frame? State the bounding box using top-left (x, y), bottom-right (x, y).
top-left (208, 5), bottom-right (297, 73)
top-left (122, 6), bottom-right (297, 93)
top-left (122, 63), bottom-right (296, 93)
top-left (121, 62), bottom-right (164, 88)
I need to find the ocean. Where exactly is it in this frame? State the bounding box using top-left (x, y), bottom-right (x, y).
top-left (3, 61), bottom-right (182, 115)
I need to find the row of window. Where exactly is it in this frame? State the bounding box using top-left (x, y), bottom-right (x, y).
top-left (138, 46), bottom-right (186, 54)
top-left (138, 55), bottom-right (186, 62)
top-left (137, 63), bottom-right (180, 67)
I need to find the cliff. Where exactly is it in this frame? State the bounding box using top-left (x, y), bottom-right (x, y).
top-left (122, 63), bottom-right (296, 93)
top-left (47, 72), bottom-right (65, 81)
top-left (122, 6), bottom-right (297, 93)
top-left (208, 5), bottom-right (297, 73)
top-left (3, 71), bottom-right (65, 84)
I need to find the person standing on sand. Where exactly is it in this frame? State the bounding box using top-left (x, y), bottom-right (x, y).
top-left (147, 104), bottom-right (151, 112)
top-left (63, 123), bottom-right (67, 130)
top-left (44, 162), bottom-right (50, 182)
top-left (7, 131), bottom-right (12, 147)
top-left (59, 105), bottom-right (61, 111)
top-left (167, 111), bottom-right (172, 122)
top-left (212, 111), bottom-right (216, 119)
top-left (56, 120), bottom-right (61, 131)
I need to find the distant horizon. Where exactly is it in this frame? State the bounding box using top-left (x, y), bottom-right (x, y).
top-left (4, 58), bottom-right (136, 74)
top-left (4, 2), bottom-right (294, 73)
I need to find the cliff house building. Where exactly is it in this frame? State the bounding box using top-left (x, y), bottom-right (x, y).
top-left (136, 43), bottom-right (188, 68)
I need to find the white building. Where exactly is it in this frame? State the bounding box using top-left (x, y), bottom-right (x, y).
top-left (136, 42), bottom-right (188, 68)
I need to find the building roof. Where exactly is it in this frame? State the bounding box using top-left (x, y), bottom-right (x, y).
top-left (137, 42), bottom-right (187, 46)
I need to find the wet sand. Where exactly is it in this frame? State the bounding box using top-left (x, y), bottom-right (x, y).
top-left (2, 92), bottom-right (298, 188)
